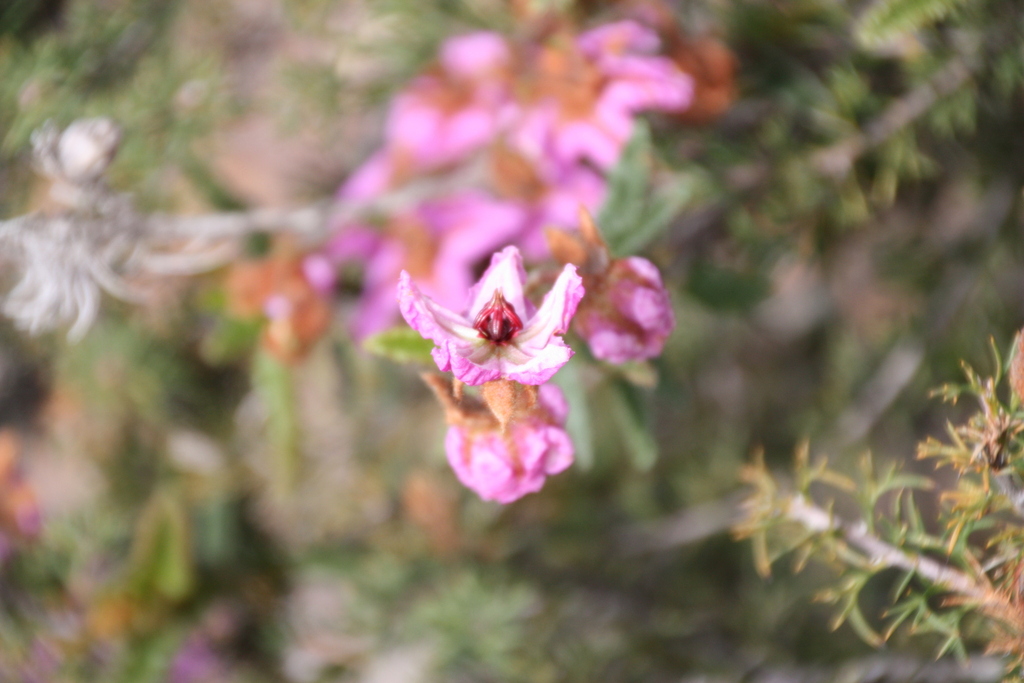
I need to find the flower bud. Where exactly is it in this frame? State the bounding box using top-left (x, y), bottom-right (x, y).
top-left (574, 256), bottom-right (674, 363)
top-left (57, 118), bottom-right (122, 183)
top-left (479, 378), bottom-right (537, 431)
top-left (422, 375), bottom-right (574, 503)
top-left (446, 383), bottom-right (573, 503)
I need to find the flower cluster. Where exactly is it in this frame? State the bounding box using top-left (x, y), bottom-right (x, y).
top-left (402, 246), bottom-right (581, 503)
top-left (332, 15), bottom-right (694, 504)
top-left (323, 18), bottom-right (695, 339)
top-left (397, 211), bottom-right (677, 501)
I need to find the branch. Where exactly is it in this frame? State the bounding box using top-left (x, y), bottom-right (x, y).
top-left (0, 120), bottom-right (490, 339)
top-left (785, 494), bottom-right (991, 602)
top-left (616, 492), bottom-right (745, 554)
top-left (698, 653), bottom-right (1005, 683)
top-left (813, 56), bottom-right (974, 179)
top-left (993, 474), bottom-right (1024, 520)
top-left (143, 156), bottom-right (488, 245)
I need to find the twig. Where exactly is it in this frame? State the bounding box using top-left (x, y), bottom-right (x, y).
top-left (679, 653), bottom-right (1005, 683)
top-left (829, 178), bottom-right (1014, 449)
top-left (0, 145), bottom-right (489, 338)
top-left (616, 491), bottom-right (746, 554)
top-left (993, 473), bottom-right (1024, 520)
top-left (144, 202), bottom-right (334, 242)
top-left (143, 155), bottom-right (488, 244)
top-left (813, 57), bottom-right (974, 179)
top-left (785, 494), bottom-right (991, 602)
top-left (836, 341), bottom-right (925, 446)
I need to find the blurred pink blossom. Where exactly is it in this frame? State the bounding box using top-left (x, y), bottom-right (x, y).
top-left (329, 192), bottom-right (526, 339)
top-left (518, 160), bottom-right (607, 260)
top-left (339, 32), bottom-right (514, 198)
top-left (168, 634), bottom-right (225, 683)
top-left (576, 20), bottom-right (662, 57)
top-left (440, 31), bottom-right (511, 78)
top-left (330, 22), bottom-right (692, 337)
top-left (446, 383), bottom-right (573, 503)
top-left (511, 21), bottom-right (693, 171)
top-left (301, 253), bottom-right (337, 296)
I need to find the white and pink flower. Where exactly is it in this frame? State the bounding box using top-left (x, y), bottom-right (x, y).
top-left (399, 246), bottom-right (584, 385)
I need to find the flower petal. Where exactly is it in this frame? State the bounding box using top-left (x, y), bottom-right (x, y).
top-left (538, 383), bottom-right (569, 424)
top-left (577, 20), bottom-right (660, 57)
top-left (554, 121), bottom-right (622, 169)
top-left (440, 31), bottom-right (510, 79)
top-left (444, 418), bottom-right (573, 504)
top-left (397, 271), bottom-right (476, 345)
top-left (338, 152), bottom-right (392, 201)
top-left (517, 264), bottom-right (585, 350)
top-left (574, 256), bottom-right (674, 363)
top-left (301, 254), bottom-right (336, 295)
top-left (324, 224), bottom-right (380, 261)
top-left (502, 339), bottom-right (574, 385)
top-left (445, 340), bottom-right (503, 385)
top-left (466, 246), bottom-right (529, 320)
top-left (538, 424), bottom-right (574, 475)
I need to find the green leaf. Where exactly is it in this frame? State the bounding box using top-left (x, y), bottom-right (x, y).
top-left (610, 380), bottom-right (659, 471)
top-left (611, 173), bottom-right (697, 256)
top-left (199, 317), bottom-right (262, 365)
top-left (597, 121), bottom-right (699, 257)
top-left (856, 0), bottom-right (970, 46)
top-left (363, 326), bottom-right (436, 365)
top-left (552, 356), bottom-right (595, 470)
top-left (845, 601), bottom-right (885, 648)
top-left (129, 490), bottom-right (194, 602)
top-left (687, 261), bottom-right (770, 312)
top-left (253, 349), bottom-right (301, 495)
top-left (598, 122), bottom-right (652, 247)
top-left (829, 573), bottom-right (884, 647)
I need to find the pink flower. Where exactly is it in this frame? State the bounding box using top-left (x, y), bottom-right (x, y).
top-left (337, 32), bottom-right (512, 201)
top-left (386, 78), bottom-right (507, 172)
top-left (338, 151), bottom-right (391, 201)
top-left (577, 20), bottom-right (662, 57)
top-left (511, 21), bottom-right (693, 171)
top-left (168, 634), bottom-right (226, 683)
top-left (399, 246), bottom-right (584, 385)
top-left (341, 32), bottom-right (514, 194)
top-left (446, 384), bottom-right (573, 503)
top-left (327, 192), bottom-right (527, 339)
top-left (519, 161), bottom-right (606, 260)
top-left (440, 31), bottom-right (511, 79)
top-left (301, 253), bottom-right (337, 296)
top-left (575, 256), bottom-right (675, 363)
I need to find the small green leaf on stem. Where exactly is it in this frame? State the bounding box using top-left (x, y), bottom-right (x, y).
top-left (363, 326), bottom-right (436, 365)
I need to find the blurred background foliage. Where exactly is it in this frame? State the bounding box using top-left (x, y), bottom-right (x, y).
top-left (2, 0), bottom-right (1024, 681)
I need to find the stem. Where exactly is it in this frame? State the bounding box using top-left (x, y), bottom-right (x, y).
top-left (785, 494), bottom-right (990, 602)
top-left (813, 57), bottom-right (974, 178)
top-left (993, 473), bottom-right (1024, 520)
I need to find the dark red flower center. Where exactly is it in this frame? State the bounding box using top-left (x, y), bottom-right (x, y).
top-left (473, 289), bottom-right (523, 345)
